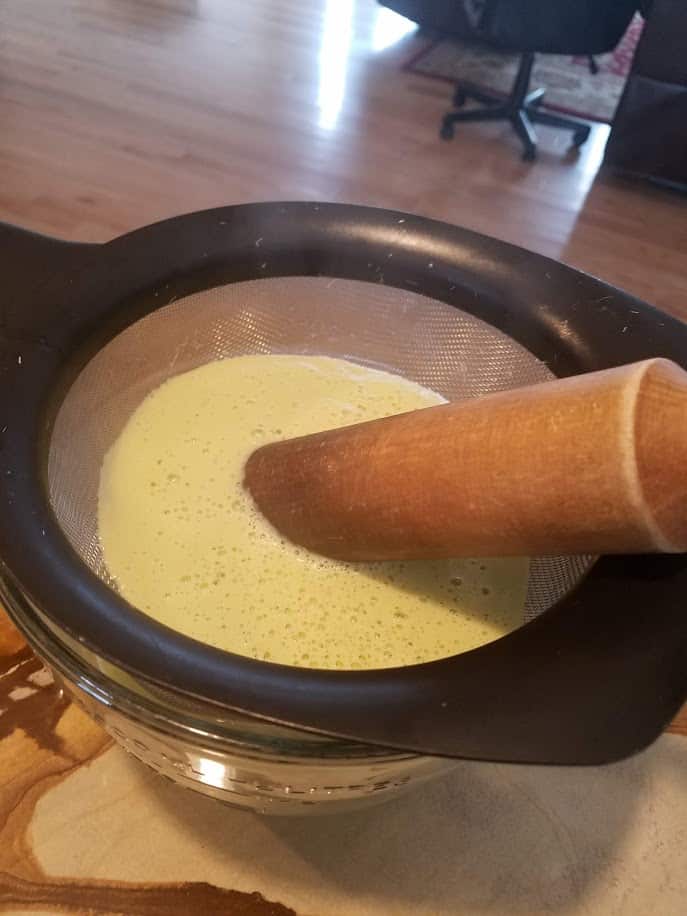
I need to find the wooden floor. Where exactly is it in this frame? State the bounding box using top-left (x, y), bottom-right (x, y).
top-left (0, 0), bottom-right (686, 318)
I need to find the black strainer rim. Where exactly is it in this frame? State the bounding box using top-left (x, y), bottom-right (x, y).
top-left (1, 202), bottom-right (686, 765)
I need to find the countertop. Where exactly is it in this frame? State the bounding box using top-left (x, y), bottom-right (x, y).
top-left (2, 608), bottom-right (686, 916)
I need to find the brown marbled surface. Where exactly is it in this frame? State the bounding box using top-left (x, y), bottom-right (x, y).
top-left (0, 611), bottom-right (297, 915)
top-left (2, 606), bottom-right (687, 916)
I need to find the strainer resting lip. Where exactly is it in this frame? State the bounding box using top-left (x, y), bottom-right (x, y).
top-left (0, 202), bottom-right (686, 766)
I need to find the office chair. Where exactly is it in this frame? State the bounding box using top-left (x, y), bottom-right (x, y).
top-left (382, 0), bottom-right (643, 160)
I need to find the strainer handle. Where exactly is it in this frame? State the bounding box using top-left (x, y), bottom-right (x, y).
top-left (0, 222), bottom-right (98, 306)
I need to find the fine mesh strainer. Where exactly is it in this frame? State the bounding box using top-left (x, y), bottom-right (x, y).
top-left (1, 202), bottom-right (687, 766)
top-left (47, 276), bottom-right (591, 622)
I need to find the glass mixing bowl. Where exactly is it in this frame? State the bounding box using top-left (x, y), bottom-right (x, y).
top-left (1, 574), bottom-right (456, 815)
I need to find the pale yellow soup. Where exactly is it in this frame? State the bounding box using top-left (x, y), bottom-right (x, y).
top-left (98, 354), bottom-right (528, 669)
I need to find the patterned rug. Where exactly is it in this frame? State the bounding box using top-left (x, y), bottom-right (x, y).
top-left (404, 14), bottom-right (643, 123)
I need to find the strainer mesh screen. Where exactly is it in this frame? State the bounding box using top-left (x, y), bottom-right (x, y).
top-left (48, 277), bottom-right (592, 623)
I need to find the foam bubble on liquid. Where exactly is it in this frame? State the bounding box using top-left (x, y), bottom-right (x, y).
top-left (97, 354), bottom-right (529, 669)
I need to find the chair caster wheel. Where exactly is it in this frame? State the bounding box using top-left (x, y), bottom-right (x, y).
top-left (440, 119), bottom-right (455, 141)
top-left (452, 88), bottom-right (467, 107)
top-left (572, 127), bottom-right (591, 148)
top-left (522, 146), bottom-right (537, 162)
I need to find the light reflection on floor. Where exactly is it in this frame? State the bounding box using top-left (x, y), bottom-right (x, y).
top-left (318, 1), bottom-right (417, 130)
top-left (371, 5), bottom-right (417, 53)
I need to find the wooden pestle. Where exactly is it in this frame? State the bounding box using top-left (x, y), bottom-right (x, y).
top-left (243, 358), bottom-right (687, 561)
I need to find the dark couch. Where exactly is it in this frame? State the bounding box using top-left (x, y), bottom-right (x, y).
top-left (605, 0), bottom-right (687, 190)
